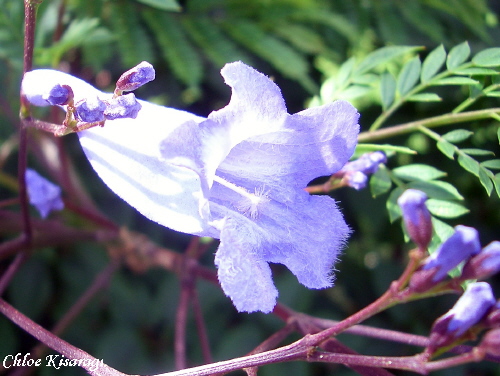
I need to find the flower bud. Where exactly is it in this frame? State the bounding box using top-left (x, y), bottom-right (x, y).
top-left (397, 189), bottom-right (432, 248)
top-left (422, 225), bottom-right (481, 282)
top-left (342, 151), bottom-right (387, 175)
top-left (42, 84), bottom-right (73, 105)
top-left (344, 171), bottom-right (367, 190)
top-left (104, 93), bottom-right (142, 120)
top-left (115, 61), bottom-right (155, 93)
top-left (428, 282), bottom-right (495, 351)
top-left (74, 96), bottom-right (106, 123)
top-left (25, 169), bottom-right (64, 218)
top-left (480, 328), bottom-right (500, 357)
top-left (462, 241), bottom-right (500, 280)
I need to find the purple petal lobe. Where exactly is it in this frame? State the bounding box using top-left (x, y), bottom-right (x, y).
top-left (397, 189), bottom-right (432, 248)
top-left (215, 217), bottom-right (278, 313)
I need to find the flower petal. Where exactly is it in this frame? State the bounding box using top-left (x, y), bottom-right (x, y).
top-left (216, 100), bottom-right (359, 194)
top-left (215, 217), bottom-right (278, 313)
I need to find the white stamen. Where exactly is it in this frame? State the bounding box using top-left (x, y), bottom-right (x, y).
top-left (213, 175), bottom-right (269, 219)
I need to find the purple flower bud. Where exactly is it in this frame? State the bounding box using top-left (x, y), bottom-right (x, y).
top-left (74, 96), bottom-right (106, 123)
top-left (115, 61), bottom-right (155, 92)
top-left (480, 328), bottom-right (500, 357)
top-left (42, 84), bottom-right (73, 105)
top-left (104, 93), bottom-right (142, 120)
top-left (342, 151), bottom-right (387, 175)
top-left (344, 171), bottom-right (367, 190)
top-left (25, 169), bottom-right (64, 218)
top-left (397, 189), bottom-right (433, 248)
top-left (429, 282), bottom-right (495, 351)
top-left (462, 241), bottom-right (500, 280)
top-left (423, 225), bottom-right (481, 282)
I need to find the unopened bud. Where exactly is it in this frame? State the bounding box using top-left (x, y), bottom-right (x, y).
top-left (42, 84), bottom-right (73, 105)
top-left (397, 189), bottom-right (432, 248)
top-left (75, 96), bottom-right (106, 123)
top-left (423, 225), bottom-right (481, 282)
top-left (344, 171), bottom-right (367, 190)
top-left (115, 61), bottom-right (155, 93)
top-left (462, 241), bottom-right (500, 280)
top-left (104, 93), bottom-right (142, 120)
top-left (480, 328), bottom-right (500, 357)
top-left (428, 282), bottom-right (495, 351)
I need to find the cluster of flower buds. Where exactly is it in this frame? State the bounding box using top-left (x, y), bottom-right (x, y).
top-left (427, 282), bottom-right (496, 353)
top-left (25, 169), bottom-right (64, 218)
top-left (71, 61), bottom-right (154, 125)
top-left (23, 61), bottom-right (155, 135)
top-left (397, 189), bottom-right (433, 249)
top-left (332, 151), bottom-right (387, 190)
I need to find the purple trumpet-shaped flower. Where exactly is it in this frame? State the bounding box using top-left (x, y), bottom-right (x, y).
top-left (422, 225), bottom-right (481, 282)
top-left (115, 61), bottom-right (155, 93)
top-left (462, 241), bottom-right (500, 280)
top-left (21, 61), bottom-right (360, 313)
top-left (429, 282), bottom-right (495, 351)
top-left (480, 328), bottom-right (500, 357)
top-left (104, 93), bottom-right (142, 120)
top-left (397, 189), bottom-right (433, 248)
top-left (25, 169), bottom-right (64, 218)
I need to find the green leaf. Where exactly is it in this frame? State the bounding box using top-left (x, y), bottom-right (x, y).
top-left (407, 93), bottom-right (442, 102)
top-left (355, 46), bottom-right (420, 75)
top-left (454, 67), bottom-right (500, 75)
top-left (481, 159), bottom-right (500, 170)
top-left (182, 17), bottom-right (250, 67)
top-left (472, 48), bottom-right (500, 67)
top-left (274, 24), bottom-right (325, 55)
top-left (432, 217), bottom-right (455, 243)
top-left (461, 148), bottom-right (495, 156)
top-left (339, 85), bottom-right (372, 100)
top-left (221, 20), bottom-right (316, 93)
top-left (380, 71), bottom-right (396, 110)
top-left (498, 127), bottom-right (500, 143)
top-left (336, 57), bottom-right (356, 88)
top-left (421, 45), bottom-right (446, 82)
top-left (437, 140), bottom-right (456, 159)
top-left (392, 164), bottom-right (447, 181)
top-left (143, 11), bottom-right (202, 89)
top-left (135, 0), bottom-right (181, 11)
top-left (446, 41), bottom-right (470, 70)
top-left (355, 144), bottom-right (416, 155)
top-left (431, 77), bottom-right (479, 86)
top-left (479, 166), bottom-right (493, 195)
top-left (387, 187), bottom-right (404, 223)
top-left (458, 153), bottom-right (480, 176)
top-left (442, 129), bottom-right (473, 143)
top-left (370, 168), bottom-right (392, 197)
top-left (408, 180), bottom-right (464, 201)
top-left (426, 199), bottom-right (469, 219)
top-left (397, 56), bottom-right (421, 95)
top-left (494, 173), bottom-right (500, 197)
top-left (486, 91), bottom-right (500, 98)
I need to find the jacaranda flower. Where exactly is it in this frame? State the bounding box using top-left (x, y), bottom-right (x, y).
top-left (21, 61), bottom-right (360, 312)
top-left (428, 282), bottom-right (495, 352)
top-left (25, 168), bottom-right (64, 218)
